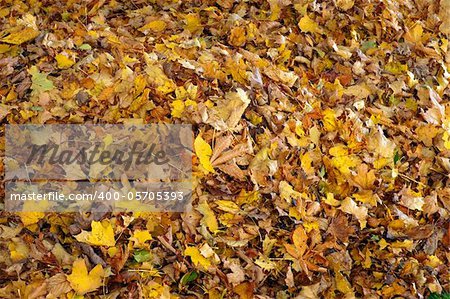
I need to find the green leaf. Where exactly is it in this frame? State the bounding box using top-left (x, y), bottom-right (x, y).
top-left (180, 271), bottom-right (198, 285)
top-left (31, 106), bottom-right (43, 111)
top-left (133, 249), bottom-right (151, 263)
top-left (370, 234), bottom-right (380, 241)
top-left (393, 150), bottom-right (400, 164)
top-left (28, 66), bottom-right (54, 93)
top-left (79, 44), bottom-right (92, 50)
top-left (361, 41), bottom-right (377, 52)
top-left (429, 293), bottom-right (450, 299)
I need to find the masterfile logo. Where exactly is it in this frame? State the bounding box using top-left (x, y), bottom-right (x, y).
top-left (4, 124), bottom-right (193, 212)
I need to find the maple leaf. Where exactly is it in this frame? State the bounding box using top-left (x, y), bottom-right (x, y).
top-left (67, 259), bottom-right (104, 295)
top-left (75, 220), bottom-right (115, 247)
top-left (298, 15), bottom-right (321, 34)
top-left (28, 66), bottom-right (54, 93)
top-left (184, 246), bottom-right (211, 269)
top-left (130, 230), bottom-right (152, 247)
top-left (55, 52), bottom-right (75, 69)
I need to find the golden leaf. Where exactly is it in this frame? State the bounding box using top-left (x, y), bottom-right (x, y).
top-left (0, 27), bottom-right (39, 45)
top-left (298, 15), bottom-right (321, 34)
top-left (196, 201), bottom-right (219, 233)
top-left (55, 53), bottom-right (75, 69)
top-left (67, 259), bottom-right (104, 295)
top-left (184, 246), bottom-right (211, 269)
top-left (139, 20), bottom-right (166, 33)
top-left (130, 230), bottom-right (152, 247)
top-left (194, 135), bottom-right (215, 173)
top-left (75, 220), bottom-right (115, 247)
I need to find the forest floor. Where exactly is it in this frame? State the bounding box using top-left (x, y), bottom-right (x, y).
top-left (0, 0), bottom-right (449, 298)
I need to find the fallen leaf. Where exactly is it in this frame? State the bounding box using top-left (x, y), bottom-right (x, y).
top-left (67, 259), bottom-right (104, 295)
top-left (55, 53), bottom-right (75, 69)
top-left (0, 27), bottom-right (39, 45)
top-left (196, 201), bottom-right (219, 233)
top-left (194, 135), bottom-right (215, 173)
top-left (184, 246), bottom-right (211, 269)
top-left (28, 66), bottom-right (54, 93)
top-left (339, 197), bottom-right (368, 229)
top-left (298, 15), bottom-right (321, 34)
top-left (75, 220), bottom-right (115, 247)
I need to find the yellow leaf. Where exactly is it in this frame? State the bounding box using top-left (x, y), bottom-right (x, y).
top-left (329, 144), bottom-right (348, 157)
top-left (185, 14), bottom-right (202, 34)
top-left (67, 259), bottom-right (104, 295)
top-left (134, 74), bottom-right (147, 95)
top-left (330, 145), bottom-right (360, 176)
top-left (391, 240), bottom-right (414, 250)
top-left (292, 225), bottom-right (308, 256)
top-left (143, 281), bottom-right (171, 298)
top-left (236, 189), bottom-right (261, 205)
top-left (229, 27), bottom-right (246, 47)
top-left (334, 0), bottom-right (354, 10)
top-left (279, 180), bottom-right (302, 204)
top-left (194, 135), bottom-right (214, 173)
top-left (196, 201), bottom-right (219, 233)
top-left (0, 27), bottom-right (39, 45)
top-left (130, 230), bottom-right (152, 247)
top-left (9, 238), bottom-right (29, 262)
top-left (254, 255), bottom-right (277, 270)
top-left (55, 53), bottom-right (75, 69)
top-left (379, 238), bottom-right (389, 249)
top-left (103, 134), bottom-right (113, 148)
top-left (268, 0), bottom-right (281, 20)
top-left (139, 20), bottom-right (166, 33)
top-left (353, 191), bottom-right (378, 207)
top-left (215, 200), bottom-right (240, 214)
top-left (75, 220), bottom-right (115, 247)
top-left (332, 156), bottom-right (359, 176)
top-left (185, 246), bottom-right (211, 269)
top-left (145, 64), bottom-right (176, 94)
top-left (171, 99), bottom-right (185, 118)
top-left (0, 44), bottom-right (11, 53)
top-left (210, 88), bottom-right (251, 130)
top-left (322, 193), bottom-right (341, 206)
top-left (171, 99), bottom-right (197, 118)
top-left (404, 23), bottom-right (423, 44)
top-left (303, 221), bottom-right (319, 233)
top-left (335, 271), bottom-right (353, 294)
top-left (107, 247), bottom-right (118, 257)
top-left (322, 109), bottom-right (337, 131)
top-left (298, 15), bottom-right (321, 33)
top-left (385, 61), bottom-right (408, 75)
top-left (443, 131), bottom-right (450, 150)
top-left (344, 83), bottom-right (372, 99)
top-left (352, 164), bottom-right (376, 190)
top-left (439, 0), bottom-right (450, 34)
top-left (20, 211), bottom-right (44, 226)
